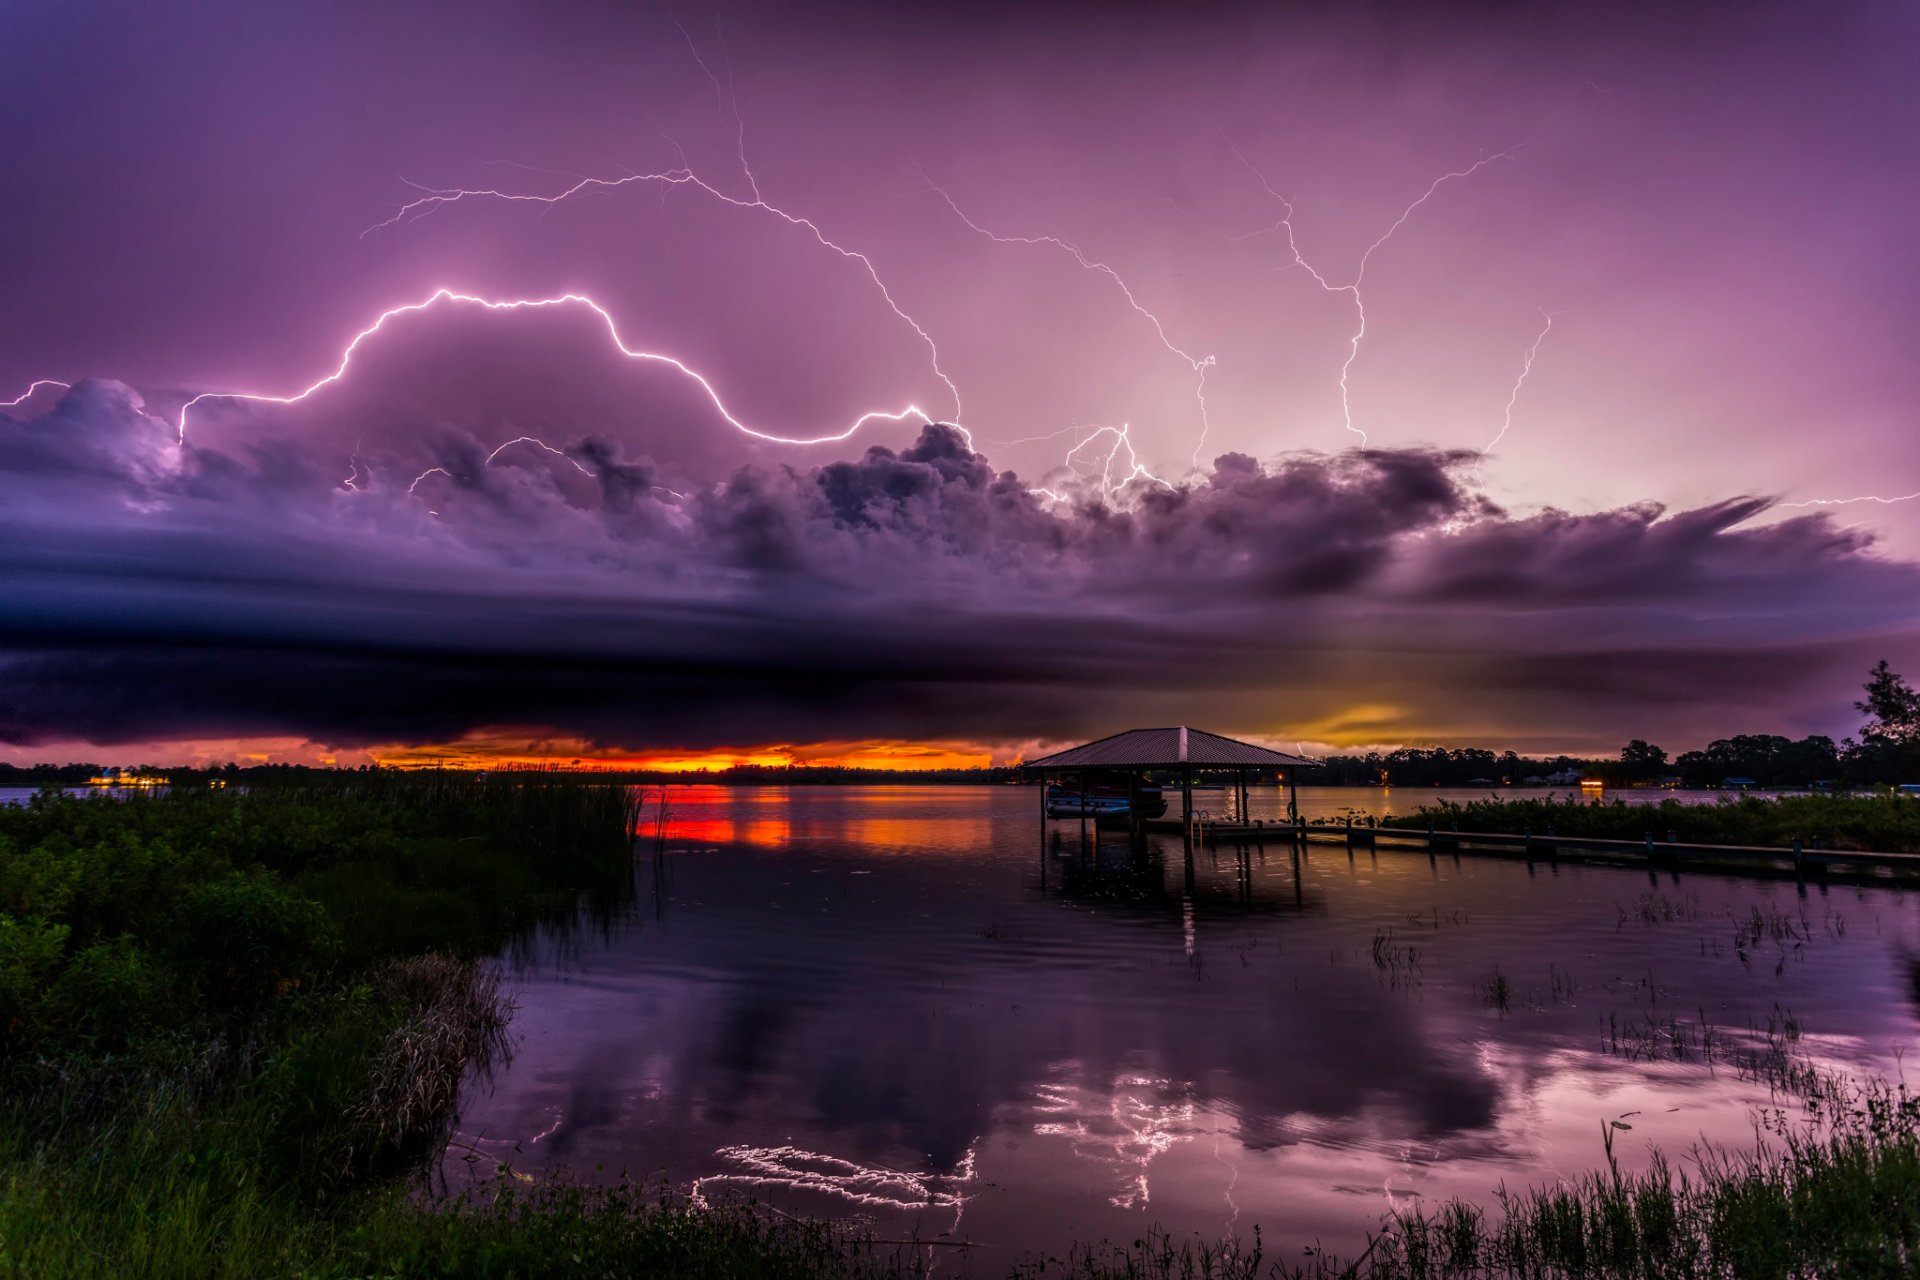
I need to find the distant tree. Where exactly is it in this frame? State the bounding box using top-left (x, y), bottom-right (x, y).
top-left (1858, 661), bottom-right (1920, 743)
top-left (1619, 740), bottom-right (1668, 780)
top-left (1776, 735), bottom-right (1839, 785)
top-left (1847, 661), bottom-right (1920, 784)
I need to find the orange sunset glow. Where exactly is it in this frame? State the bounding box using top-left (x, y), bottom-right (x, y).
top-left (366, 734), bottom-right (998, 772)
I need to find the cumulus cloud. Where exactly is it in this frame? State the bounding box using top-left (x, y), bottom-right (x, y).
top-left (2, 380), bottom-right (1914, 756)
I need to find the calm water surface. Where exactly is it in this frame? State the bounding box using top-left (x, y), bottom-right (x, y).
top-left (326, 784), bottom-right (1918, 1257)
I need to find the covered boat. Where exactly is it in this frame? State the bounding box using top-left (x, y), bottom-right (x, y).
top-left (1044, 783), bottom-right (1168, 820)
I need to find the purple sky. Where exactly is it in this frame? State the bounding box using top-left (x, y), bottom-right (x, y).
top-left (1, 0), bottom-right (1916, 764)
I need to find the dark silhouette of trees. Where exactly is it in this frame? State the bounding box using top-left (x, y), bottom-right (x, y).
top-left (1618, 740), bottom-right (1669, 781)
top-left (1843, 660), bottom-right (1920, 784)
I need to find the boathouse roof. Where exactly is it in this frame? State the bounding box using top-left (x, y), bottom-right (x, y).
top-left (1023, 726), bottom-right (1321, 771)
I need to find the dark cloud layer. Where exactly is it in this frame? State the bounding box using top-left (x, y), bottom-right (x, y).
top-left (2, 380), bottom-right (1914, 756)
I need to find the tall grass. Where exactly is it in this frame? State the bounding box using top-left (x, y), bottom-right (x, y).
top-left (1383, 793), bottom-right (1920, 852)
top-left (0, 774), bottom-right (649, 1276)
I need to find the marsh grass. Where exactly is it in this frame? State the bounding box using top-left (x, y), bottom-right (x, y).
top-left (0, 774), bottom-right (649, 1276)
top-left (1339, 1077), bottom-right (1920, 1279)
top-left (1479, 966), bottom-right (1512, 1014)
top-left (1370, 929), bottom-right (1422, 990)
top-left (1384, 793), bottom-right (1920, 853)
top-left (1621, 891), bottom-right (1702, 926)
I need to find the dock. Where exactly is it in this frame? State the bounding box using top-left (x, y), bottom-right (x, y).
top-left (1024, 726), bottom-right (1920, 883)
top-left (1153, 816), bottom-right (1920, 880)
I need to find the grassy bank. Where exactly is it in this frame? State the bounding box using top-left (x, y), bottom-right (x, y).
top-left (1379, 793), bottom-right (1920, 853)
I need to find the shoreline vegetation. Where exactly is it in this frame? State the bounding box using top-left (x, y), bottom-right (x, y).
top-left (1384, 794), bottom-right (1920, 855)
top-left (6, 655), bottom-right (1916, 797)
top-left (4, 781), bottom-right (1919, 1277)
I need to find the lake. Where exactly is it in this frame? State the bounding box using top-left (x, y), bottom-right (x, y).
top-left (452, 784), bottom-right (1920, 1265)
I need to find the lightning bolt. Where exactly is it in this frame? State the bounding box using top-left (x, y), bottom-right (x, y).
top-left (485, 435), bottom-right (595, 475)
top-left (1778, 491), bottom-right (1920, 508)
top-left (2, 379), bottom-right (69, 409)
top-left (407, 466), bottom-right (450, 494)
top-left (361, 167), bottom-right (962, 427)
top-left (673, 10), bottom-right (760, 202)
top-left (404, 433), bottom-right (597, 503)
top-left (1473, 308), bottom-right (1558, 480)
top-left (174, 288), bottom-right (950, 451)
top-left (1232, 142), bottom-right (1523, 447)
top-left (985, 420), bottom-right (1171, 502)
top-left (1062, 423), bottom-right (1174, 500)
top-left (920, 179), bottom-right (1218, 468)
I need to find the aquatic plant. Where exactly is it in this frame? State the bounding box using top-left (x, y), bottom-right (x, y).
top-left (1479, 966), bottom-right (1512, 1013)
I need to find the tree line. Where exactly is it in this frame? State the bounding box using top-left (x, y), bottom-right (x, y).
top-left (1310, 661), bottom-right (1920, 789)
top-left (6, 663), bottom-right (1915, 792)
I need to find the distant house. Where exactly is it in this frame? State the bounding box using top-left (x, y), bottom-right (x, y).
top-left (1466, 777), bottom-right (1497, 787)
top-left (1721, 776), bottom-right (1757, 790)
top-left (1520, 775), bottom-right (1547, 786)
top-left (1542, 768), bottom-right (1585, 786)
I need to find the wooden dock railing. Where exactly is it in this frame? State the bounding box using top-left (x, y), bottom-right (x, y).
top-left (1142, 814), bottom-right (1920, 877)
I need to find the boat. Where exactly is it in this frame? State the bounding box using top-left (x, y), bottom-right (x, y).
top-left (1044, 783), bottom-right (1170, 820)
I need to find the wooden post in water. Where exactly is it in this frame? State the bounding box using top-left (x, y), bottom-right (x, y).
top-left (1287, 769), bottom-right (1299, 823)
top-left (1182, 765), bottom-right (1194, 850)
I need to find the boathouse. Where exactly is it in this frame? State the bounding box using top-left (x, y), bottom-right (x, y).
top-left (1023, 726), bottom-right (1320, 830)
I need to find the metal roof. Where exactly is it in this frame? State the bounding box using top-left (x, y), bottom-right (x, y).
top-left (1023, 726), bottom-right (1321, 771)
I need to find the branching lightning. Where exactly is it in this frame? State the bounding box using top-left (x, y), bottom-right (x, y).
top-left (672, 11), bottom-right (760, 202)
top-left (1231, 142), bottom-right (1523, 447)
top-left (2, 379), bottom-right (70, 409)
top-left (994, 420), bottom-right (1172, 502)
top-left (362, 167), bottom-right (962, 428)
top-left (174, 288), bottom-right (948, 452)
top-left (1062, 423), bottom-right (1174, 499)
top-left (920, 179), bottom-right (1218, 466)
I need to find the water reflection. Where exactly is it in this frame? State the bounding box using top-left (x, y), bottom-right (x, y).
top-left (458, 785), bottom-right (1920, 1258)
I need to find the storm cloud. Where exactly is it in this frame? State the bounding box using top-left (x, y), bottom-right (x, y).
top-left (2, 380), bottom-right (1913, 758)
